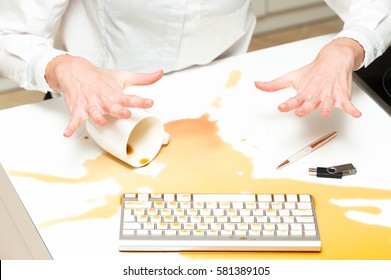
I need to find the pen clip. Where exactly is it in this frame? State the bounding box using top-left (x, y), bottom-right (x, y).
top-left (310, 131), bottom-right (338, 149)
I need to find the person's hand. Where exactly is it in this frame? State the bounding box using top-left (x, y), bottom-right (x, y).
top-left (254, 38), bottom-right (364, 118)
top-left (45, 55), bottom-right (163, 137)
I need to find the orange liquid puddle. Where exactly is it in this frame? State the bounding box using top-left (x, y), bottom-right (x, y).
top-left (8, 70), bottom-right (391, 259)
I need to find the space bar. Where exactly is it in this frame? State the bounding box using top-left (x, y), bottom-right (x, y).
top-left (192, 194), bottom-right (256, 202)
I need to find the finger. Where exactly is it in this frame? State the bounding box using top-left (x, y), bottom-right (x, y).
top-left (278, 96), bottom-right (305, 113)
top-left (123, 70), bottom-right (164, 87)
top-left (295, 98), bottom-right (322, 117)
top-left (320, 98), bottom-right (334, 118)
top-left (340, 100), bottom-right (362, 118)
top-left (108, 103), bottom-right (131, 119)
top-left (254, 75), bottom-right (294, 92)
top-left (122, 95), bottom-right (154, 109)
top-left (88, 106), bottom-right (106, 126)
top-left (63, 116), bottom-right (84, 138)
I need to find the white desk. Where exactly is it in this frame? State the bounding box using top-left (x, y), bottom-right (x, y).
top-left (1, 34), bottom-right (391, 260)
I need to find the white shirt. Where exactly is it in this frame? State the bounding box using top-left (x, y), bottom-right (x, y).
top-left (0, 0), bottom-right (390, 93)
top-left (0, 0), bottom-right (255, 92)
top-left (325, 0), bottom-right (391, 67)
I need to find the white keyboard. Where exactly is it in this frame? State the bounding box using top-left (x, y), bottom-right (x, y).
top-left (119, 193), bottom-right (321, 252)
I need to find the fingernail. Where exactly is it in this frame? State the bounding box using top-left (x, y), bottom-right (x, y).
top-left (278, 104), bottom-right (287, 110)
top-left (144, 99), bottom-right (154, 106)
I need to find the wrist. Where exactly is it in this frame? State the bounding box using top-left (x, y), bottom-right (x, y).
top-left (45, 54), bottom-right (73, 92)
top-left (323, 37), bottom-right (365, 70)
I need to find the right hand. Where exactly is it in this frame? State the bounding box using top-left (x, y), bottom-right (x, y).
top-left (45, 55), bottom-right (163, 137)
top-left (254, 38), bottom-right (364, 118)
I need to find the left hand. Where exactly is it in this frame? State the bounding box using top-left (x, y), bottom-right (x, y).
top-left (254, 38), bottom-right (364, 118)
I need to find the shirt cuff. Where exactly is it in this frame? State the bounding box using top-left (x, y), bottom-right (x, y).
top-left (27, 46), bottom-right (68, 92)
top-left (333, 24), bottom-right (381, 68)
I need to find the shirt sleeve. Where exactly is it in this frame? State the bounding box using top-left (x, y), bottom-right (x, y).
top-left (0, 0), bottom-right (69, 92)
top-left (325, 0), bottom-right (391, 68)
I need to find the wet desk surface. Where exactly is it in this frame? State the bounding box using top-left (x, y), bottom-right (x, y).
top-left (1, 34), bottom-right (391, 260)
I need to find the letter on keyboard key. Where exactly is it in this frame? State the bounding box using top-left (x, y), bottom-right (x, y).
top-left (157, 222), bottom-right (168, 230)
top-left (207, 230), bottom-right (219, 236)
top-left (164, 194), bottom-right (175, 201)
top-left (150, 193), bottom-right (163, 200)
top-left (305, 230), bottom-right (317, 236)
top-left (136, 230), bottom-right (148, 236)
top-left (143, 222), bottom-right (154, 230)
top-left (197, 223), bottom-right (208, 230)
top-left (170, 222), bottom-right (182, 230)
top-left (179, 230), bottom-right (191, 236)
top-left (165, 230), bottom-right (177, 236)
top-left (137, 194), bottom-right (149, 201)
top-left (177, 194), bottom-right (191, 201)
top-left (291, 230), bottom-right (303, 236)
top-left (125, 201), bottom-right (152, 209)
top-left (304, 223), bottom-right (316, 231)
top-left (292, 209), bottom-right (313, 216)
top-left (277, 230), bottom-right (289, 236)
top-left (151, 230), bottom-right (163, 235)
top-left (263, 230), bottom-right (275, 236)
top-left (221, 230), bottom-right (233, 236)
top-left (296, 216), bottom-right (315, 223)
top-left (124, 193), bottom-right (136, 199)
top-left (194, 230), bottom-right (205, 236)
top-left (297, 202), bottom-right (312, 209)
top-left (249, 230), bottom-right (261, 236)
top-left (290, 223), bottom-right (302, 231)
top-left (234, 230), bottom-right (247, 236)
top-left (232, 202), bottom-right (244, 209)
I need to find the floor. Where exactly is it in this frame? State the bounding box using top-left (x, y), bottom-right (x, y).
top-left (0, 17), bottom-right (343, 110)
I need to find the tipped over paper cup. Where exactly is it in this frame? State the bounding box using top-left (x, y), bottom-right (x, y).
top-left (86, 109), bottom-right (169, 167)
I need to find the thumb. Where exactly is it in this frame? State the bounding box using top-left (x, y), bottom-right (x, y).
top-left (122, 70), bottom-right (164, 87)
top-left (254, 75), bottom-right (293, 92)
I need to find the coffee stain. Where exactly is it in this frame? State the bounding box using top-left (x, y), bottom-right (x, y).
top-left (139, 158), bottom-right (150, 165)
top-left (9, 114), bottom-right (391, 259)
top-left (126, 144), bottom-right (134, 155)
top-left (225, 70), bottom-right (242, 88)
top-left (7, 70), bottom-right (391, 259)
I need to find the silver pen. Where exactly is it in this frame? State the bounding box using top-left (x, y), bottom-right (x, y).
top-left (276, 131), bottom-right (338, 169)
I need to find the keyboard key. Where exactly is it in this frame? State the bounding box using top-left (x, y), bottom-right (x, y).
top-left (150, 193), bottom-right (163, 200)
top-left (177, 194), bottom-right (191, 202)
top-left (299, 194), bottom-right (311, 202)
top-left (124, 222), bottom-right (141, 230)
top-left (163, 194), bottom-right (175, 201)
top-left (125, 201), bottom-right (152, 209)
top-left (273, 194), bottom-right (285, 202)
top-left (286, 194), bottom-right (298, 202)
top-left (257, 194), bottom-right (272, 202)
top-left (137, 194), bottom-right (149, 201)
top-left (296, 216), bottom-right (315, 223)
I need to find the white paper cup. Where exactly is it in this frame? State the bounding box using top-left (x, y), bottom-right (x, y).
top-left (86, 109), bottom-right (169, 167)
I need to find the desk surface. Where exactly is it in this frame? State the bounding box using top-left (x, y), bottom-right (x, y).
top-left (1, 34), bottom-right (391, 260)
